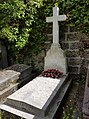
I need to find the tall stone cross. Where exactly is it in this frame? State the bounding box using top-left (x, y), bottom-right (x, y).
top-left (46, 6), bottom-right (66, 44)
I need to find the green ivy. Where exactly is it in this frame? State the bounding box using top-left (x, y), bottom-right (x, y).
top-left (0, 0), bottom-right (89, 63)
top-left (43, 0), bottom-right (89, 33)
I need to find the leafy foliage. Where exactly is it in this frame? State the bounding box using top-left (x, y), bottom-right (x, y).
top-left (0, 0), bottom-right (44, 51)
top-left (43, 0), bottom-right (89, 33)
top-left (0, 0), bottom-right (89, 63)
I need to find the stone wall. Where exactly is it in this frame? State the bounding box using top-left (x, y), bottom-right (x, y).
top-left (61, 26), bottom-right (89, 75)
top-left (0, 28), bottom-right (88, 76)
top-left (31, 26), bottom-right (89, 75)
top-left (28, 34), bottom-right (52, 72)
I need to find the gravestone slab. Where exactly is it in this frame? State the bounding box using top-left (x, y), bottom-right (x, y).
top-left (5, 76), bottom-right (67, 117)
top-left (0, 74), bottom-right (72, 119)
top-left (44, 44), bottom-right (67, 74)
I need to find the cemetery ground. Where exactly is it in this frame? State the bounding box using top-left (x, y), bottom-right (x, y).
top-left (55, 75), bottom-right (85, 119)
top-left (0, 74), bottom-right (85, 119)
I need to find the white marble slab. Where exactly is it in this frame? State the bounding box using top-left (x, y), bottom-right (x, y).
top-left (6, 76), bottom-right (64, 117)
top-left (0, 74), bottom-right (71, 119)
top-left (0, 70), bottom-right (20, 91)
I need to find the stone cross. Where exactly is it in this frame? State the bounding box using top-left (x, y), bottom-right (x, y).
top-left (46, 6), bottom-right (66, 44)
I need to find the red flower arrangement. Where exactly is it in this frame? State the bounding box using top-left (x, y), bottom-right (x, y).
top-left (41, 69), bottom-right (63, 79)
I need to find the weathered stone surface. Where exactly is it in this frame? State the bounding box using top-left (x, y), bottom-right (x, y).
top-left (67, 33), bottom-right (78, 41)
top-left (81, 33), bottom-right (89, 42)
top-left (83, 65), bottom-right (89, 119)
top-left (80, 66), bottom-right (87, 75)
top-left (79, 50), bottom-right (85, 58)
top-left (0, 69), bottom-right (20, 103)
top-left (0, 70), bottom-right (20, 91)
top-left (69, 42), bottom-right (79, 49)
top-left (47, 34), bottom-right (53, 41)
top-left (83, 41), bottom-right (89, 49)
top-left (5, 76), bottom-right (67, 117)
top-left (0, 74), bottom-right (72, 119)
top-left (6, 64), bottom-right (31, 83)
top-left (45, 6), bottom-right (67, 74)
top-left (84, 50), bottom-right (89, 58)
top-left (44, 44), bottom-right (67, 74)
top-left (32, 51), bottom-right (45, 71)
top-left (85, 59), bottom-right (89, 66)
top-left (46, 7), bottom-right (66, 44)
top-left (68, 57), bottom-right (82, 65)
top-left (0, 83), bottom-right (18, 103)
top-left (61, 42), bottom-right (69, 50)
top-left (65, 50), bottom-right (79, 57)
top-left (68, 65), bottom-right (80, 74)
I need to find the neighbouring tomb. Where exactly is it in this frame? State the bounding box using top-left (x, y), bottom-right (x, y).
top-left (6, 64), bottom-right (32, 87)
top-left (0, 74), bottom-right (72, 119)
top-left (0, 40), bottom-right (8, 69)
top-left (44, 6), bottom-right (67, 74)
top-left (0, 64), bottom-right (32, 104)
top-left (0, 70), bottom-right (20, 103)
top-left (83, 65), bottom-right (89, 119)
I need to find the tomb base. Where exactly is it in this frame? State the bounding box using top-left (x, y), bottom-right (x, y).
top-left (83, 65), bottom-right (89, 119)
top-left (0, 70), bottom-right (20, 104)
top-left (0, 64), bottom-right (33, 104)
top-left (0, 74), bottom-right (72, 119)
top-left (44, 43), bottom-right (67, 74)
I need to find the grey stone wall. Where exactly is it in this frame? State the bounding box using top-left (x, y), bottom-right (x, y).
top-left (35, 26), bottom-right (89, 75)
top-left (61, 26), bottom-right (89, 75)
top-left (23, 26), bottom-right (89, 75)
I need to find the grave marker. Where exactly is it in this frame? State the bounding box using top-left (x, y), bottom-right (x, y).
top-left (46, 7), bottom-right (66, 44)
top-left (44, 6), bottom-right (67, 74)
top-left (0, 74), bottom-right (72, 119)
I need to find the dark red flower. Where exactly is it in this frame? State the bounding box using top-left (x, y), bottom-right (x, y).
top-left (41, 69), bottom-right (63, 79)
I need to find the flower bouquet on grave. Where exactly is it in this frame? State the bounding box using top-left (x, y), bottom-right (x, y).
top-left (41, 69), bottom-right (63, 79)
